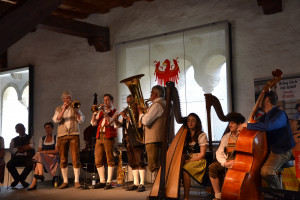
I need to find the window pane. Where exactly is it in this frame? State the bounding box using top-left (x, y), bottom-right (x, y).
top-left (2, 87), bottom-right (28, 148)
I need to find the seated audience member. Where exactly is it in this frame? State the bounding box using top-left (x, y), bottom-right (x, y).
top-left (292, 103), bottom-right (300, 120)
top-left (0, 136), bottom-right (5, 184)
top-left (182, 113), bottom-right (208, 200)
top-left (7, 123), bottom-right (35, 188)
top-left (208, 112), bottom-right (245, 200)
top-left (28, 122), bottom-right (59, 191)
top-left (292, 103), bottom-right (300, 131)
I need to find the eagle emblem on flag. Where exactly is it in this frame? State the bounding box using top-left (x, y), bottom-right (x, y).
top-left (154, 57), bottom-right (180, 86)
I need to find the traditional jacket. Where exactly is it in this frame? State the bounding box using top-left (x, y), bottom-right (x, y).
top-left (144, 99), bottom-right (166, 144)
top-left (96, 108), bottom-right (117, 139)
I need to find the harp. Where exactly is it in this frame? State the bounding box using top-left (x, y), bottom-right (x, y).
top-left (149, 86), bottom-right (229, 199)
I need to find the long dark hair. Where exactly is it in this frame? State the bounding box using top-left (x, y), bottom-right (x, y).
top-left (185, 113), bottom-right (203, 143)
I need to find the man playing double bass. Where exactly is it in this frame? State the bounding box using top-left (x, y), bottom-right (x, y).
top-left (240, 91), bottom-right (295, 189)
top-left (208, 112), bottom-right (245, 200)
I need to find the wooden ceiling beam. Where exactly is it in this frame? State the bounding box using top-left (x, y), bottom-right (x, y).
top-left (56, 0), bottom-right (156, 15)
top-left (59, 0), bottom-right (101, 14)
top-left (0, 0), bottom-right (64, 55)
top-left (52, 8), bottom-right (89, 19)
top-left (38, 15), bottom-right (110, 52)
top-left (0, 1), bottom-right (14, 14)
top-left (257, 0), bottom-right (282, 15)
top-left (59, 0), bottom-right (116, 14)
top-left (116, 0), bottom-right (134, 8)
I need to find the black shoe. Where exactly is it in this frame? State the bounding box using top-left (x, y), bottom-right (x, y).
top-left (27, 185), bottom-right (37, 191)
top-left (20, 180), bottom-right (29, 188)
top-left (104, 182), bottom-right (112, 190)
top-left (93, 182), bottom-right (106, 189)
top-left (137, 184), bottom-right (145, 192)
top-left (125, 184), bottom-right (138, 191)
top-left (11, 180), bottom-right (19, 188)
top-left (34, 174), bottom-right (45, 182)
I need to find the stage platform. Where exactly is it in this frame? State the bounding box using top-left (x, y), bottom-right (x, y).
top-left (0, 181), bottom-right (213, 200)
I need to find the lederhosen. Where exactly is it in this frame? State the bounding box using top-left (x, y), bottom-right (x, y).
top-left (95, 108), bottom-right (117, 167)
top-left (123, 119), bottom-right (145, 169)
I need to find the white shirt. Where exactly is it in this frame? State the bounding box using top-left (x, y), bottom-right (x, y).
top-left (52, 107), bottom-right (85, 130)
top-left (10, 135), bottom-right (34, 156)
top-left (139, 97), bottom-right (165, 126)
top-left (187, 132), bottom-right (208, 159)
top-left (187, 132), bottom-right (208, 147)
top-left (216, 131), bottom-right (238, 166)
top-left (90, 106), bottom-right (119, 131)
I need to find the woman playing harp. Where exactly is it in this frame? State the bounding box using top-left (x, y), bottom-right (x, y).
top-left (182, 113), bottom-right (208, 200)
top-left (149, 82), bottom-right (208, 200)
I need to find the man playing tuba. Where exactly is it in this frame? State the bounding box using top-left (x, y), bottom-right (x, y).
top-left (115, 95), bottom-right (146, 192)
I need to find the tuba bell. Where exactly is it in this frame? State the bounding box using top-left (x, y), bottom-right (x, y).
top-left (120, 74), bottom-right (147, 143)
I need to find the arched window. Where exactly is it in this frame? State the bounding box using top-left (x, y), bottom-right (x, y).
top-left (2, 86), bottom-right (28, 148)
top-left (116, 21), bottom-right (232, 142)
top-left (0, 66), bottom-right (32, 148)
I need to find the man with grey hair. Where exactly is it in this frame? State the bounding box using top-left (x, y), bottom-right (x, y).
top-left (52, 91), bottom-right (85, 189)
top-left (138, 85), bottom-right (166, 177)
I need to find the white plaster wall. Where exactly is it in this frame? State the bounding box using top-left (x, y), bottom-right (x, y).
top-left (87, 0), bottom-right (300, 116)
top-left (3, 0), bottom-right (300, 183)
top-left (8, 31), bottom-right (116, 146)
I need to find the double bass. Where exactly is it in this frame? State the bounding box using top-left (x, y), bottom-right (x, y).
top-left (221, 69), bottom-right (283, 200)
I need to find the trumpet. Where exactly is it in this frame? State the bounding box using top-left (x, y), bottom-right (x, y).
top-left (114, 107), bottom-right (130, 119)
top-left (144, 99), bottom-right (152, 109)
top-left (71, 101), bottom-right (81, 109)
top-left (91, 104), bottom-right (104, 113)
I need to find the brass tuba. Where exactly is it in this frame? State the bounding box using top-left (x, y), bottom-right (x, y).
top-left (120, 74), bottom-right (147, 143)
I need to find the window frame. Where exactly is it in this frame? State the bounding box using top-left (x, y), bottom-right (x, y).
top-left (0, 65), bottom-right (34, 149)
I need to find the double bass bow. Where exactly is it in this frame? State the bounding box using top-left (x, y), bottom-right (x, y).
top-left (221, 69), bottom-right (283, 200)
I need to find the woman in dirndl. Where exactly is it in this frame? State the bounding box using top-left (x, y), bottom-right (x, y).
top-left (182, 113), bottom-right (208, 200)
top-left (28, 122), bottom-right (59, 190)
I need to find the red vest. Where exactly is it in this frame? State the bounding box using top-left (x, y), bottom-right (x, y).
top-left (96, 108), bottom-right (117, 139)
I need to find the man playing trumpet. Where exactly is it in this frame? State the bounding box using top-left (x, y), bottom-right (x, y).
top-left (91, 93), bottom-right (118, 190)
top-left (138, 85), bottom-right (166, 176)
top-left (52, 91), bottom-right (85, 189)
